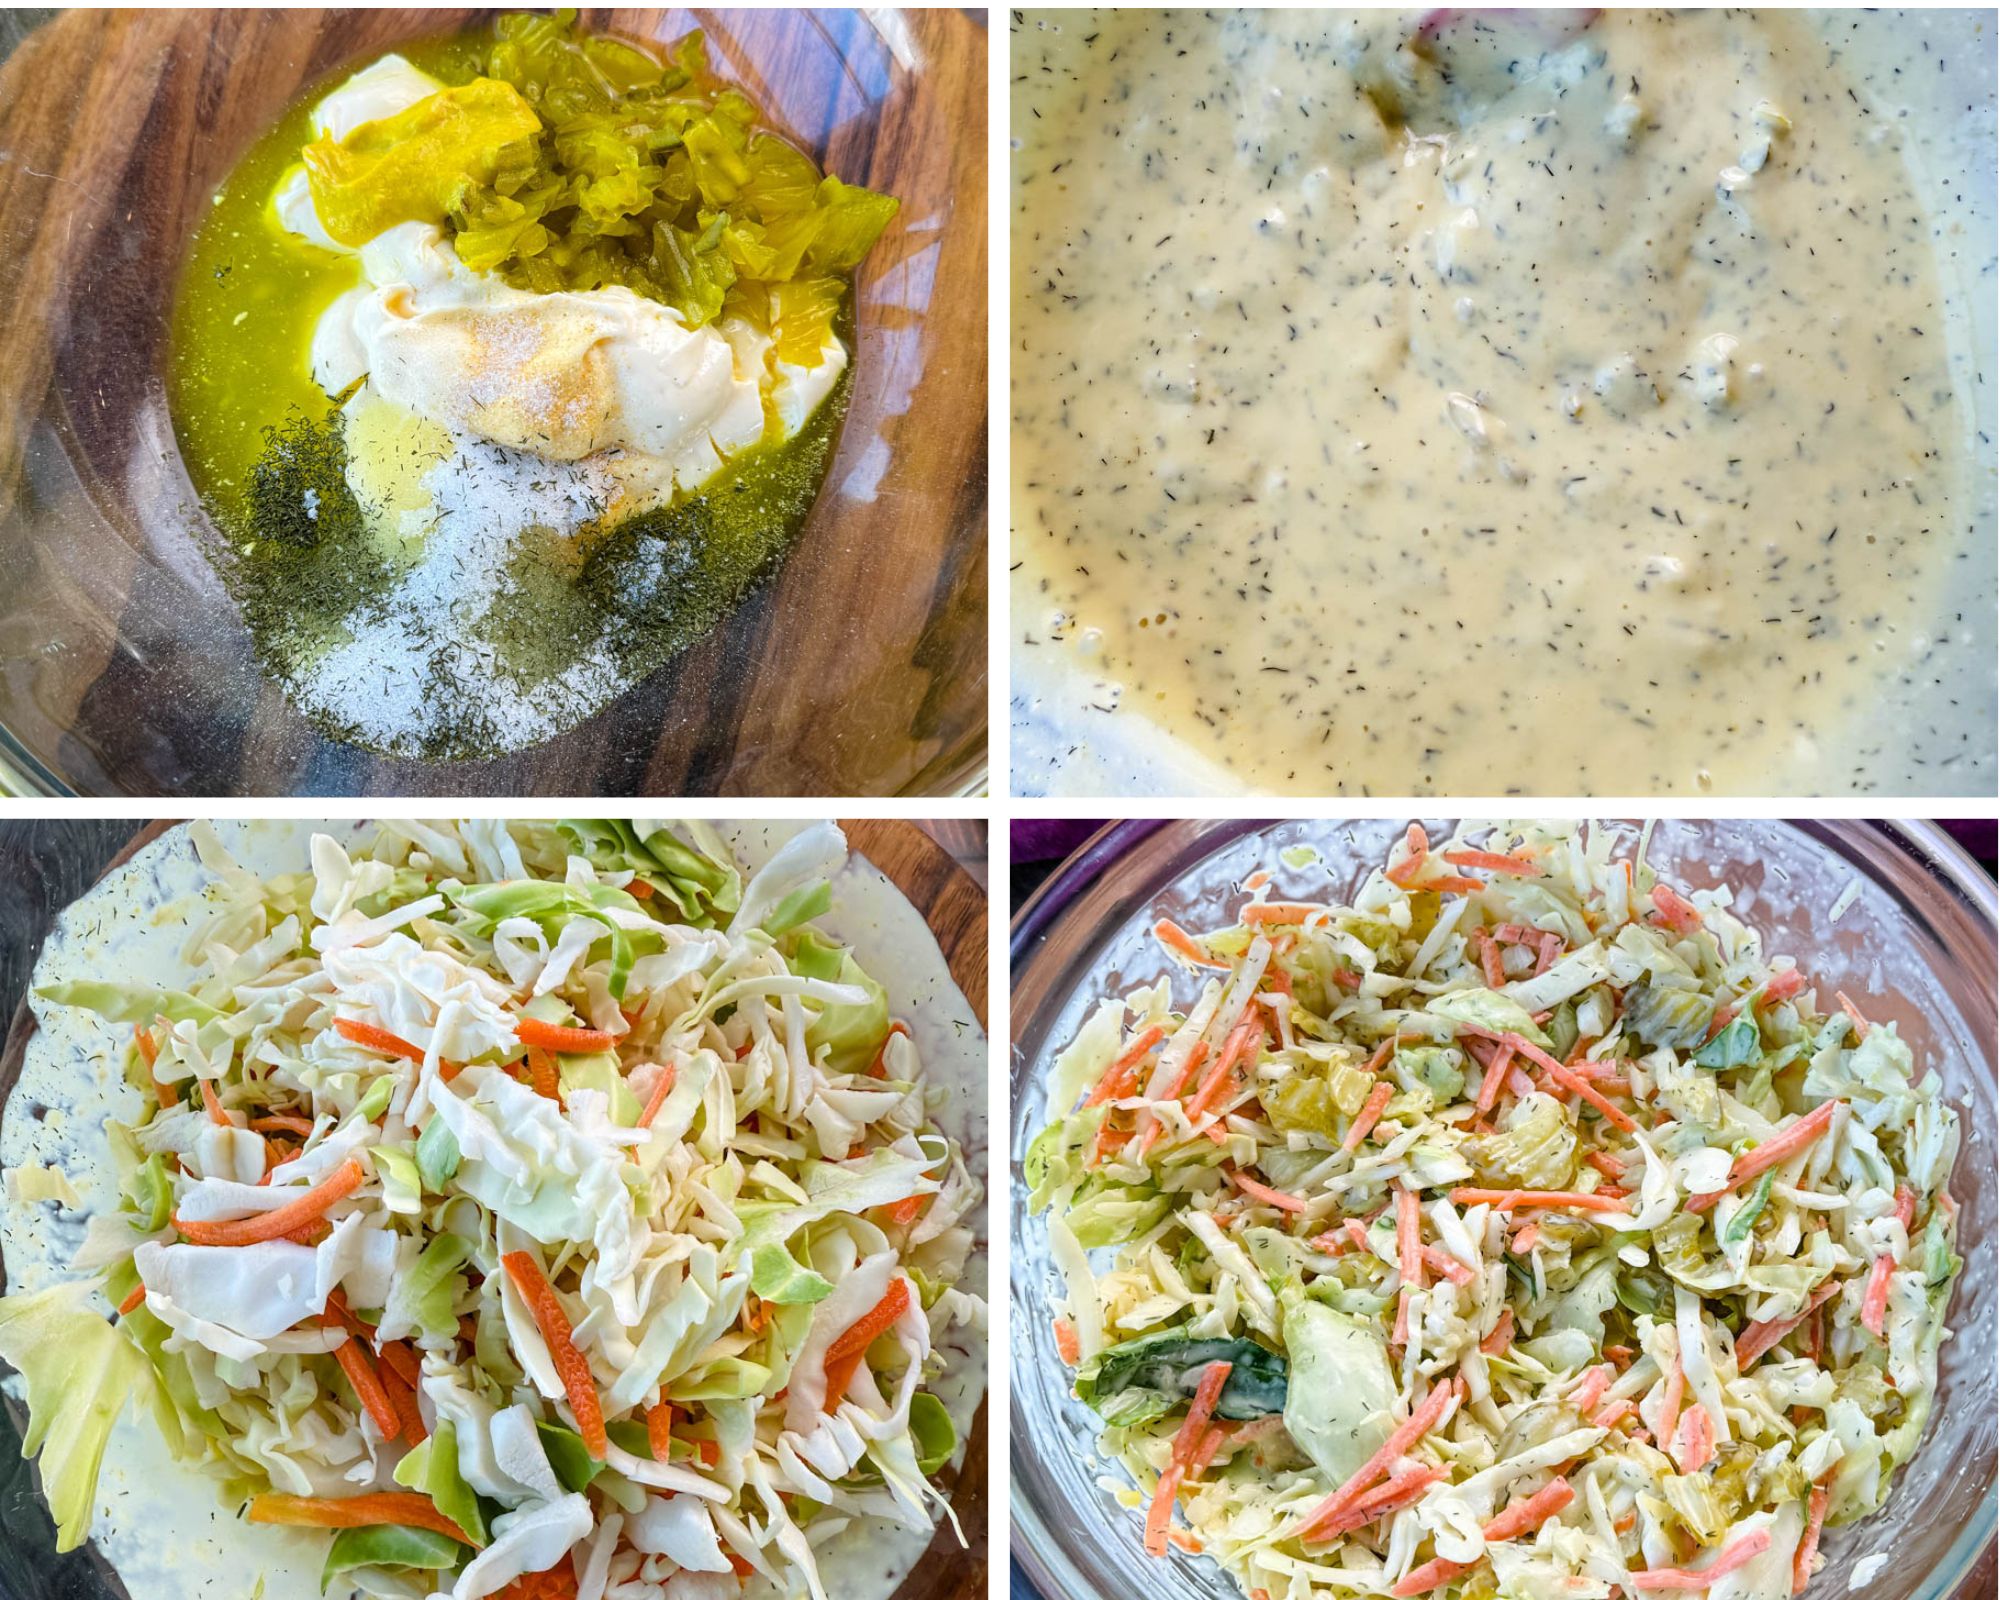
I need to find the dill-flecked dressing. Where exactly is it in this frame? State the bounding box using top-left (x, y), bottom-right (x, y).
top-left (168, 32), bottom-right (850, 761)
top-left (1010, 9), bottom-right (1985, 795)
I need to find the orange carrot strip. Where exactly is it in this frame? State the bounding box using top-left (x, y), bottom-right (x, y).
top-left (320, 1288), bottom-right (372, 1339)
top-left (1154, 918), bottom-right (1228, 969)
top-left (500, 1251), bottom-right (607, 1459)
top-left (1133, 1040), bottom-right (1209, 1161)
top-left (1590, 1398), bottom-right (1637, 1430)
top-left (821, 1278), bottom-right (912, 1413)
top-left (1386, 824), bottom-right (1430, 887)
top-left (1656, 1352), bottom-right (1684, 1450)
top-left (1688, 1101), bottom-right (1841, 1213)
top-left (1892, 1185), bottom-right (1916, 1230)
top-left (1835, 991), bottom-right (1871, 1039)
top-left (635, 1063), bottom-right (679, 1129)
top-left (334, 1017), bottom-right (427, 1064)
top-left (1630, 1530), bottom-right (1772, 1590)
top-left (1170, 1360), bottom-right (1233, 1470)
top-left (378, 1339), bottom-right (422, 1388)
top-left (1448, 1188), bottom-right (1632, 1215)
top-left (1421, 1246), bottom-right (1474, 1287)
top-left (1240, 902), bottom-right (1333, 925)
top-left (135, 1027), bottom-right (176, 1110)
top-left (866, 1020), bottom-right (911, 1079)
top-left (1533, 1055), bottom-right (1639, 1134)
top-left (1861, 1252), bottom-right (1895, 1336)
top-left (333, 1336), bottom-right (402, 1440)
top-left (1396, 1186), bottom-right (1424, 1287)
top-left (1570, 1365), bottom-right (1613, 1416)
top-left (1584, 1151), bottom-right (1625, 1180)
top-left (1185, 1017), bottom-right (1262, 1124)
top-left (1761, 969), bottom-right (1806, 1006)
top-left (647, 1401), bottom-right (676, 1462)
top-left (1737, 1281), bottom-right (1843, 1369)
top-left (1393, 1555), bottom-right (1476, 1596)
top-left (198, 1079), bottom-right (231, 1127)
top-left (1474, 1040), bottom-right (1516, 1114)
top-left (1052, 1316), bottom-right (1080, 1366)
top-left (1484, 1478), bottom-right (1574, 1542)
top-left (526, 1046), bottom-right (560, 1102)
top-left (1475, 928), bottom-right (1506, 989)
top-left (515, 1018), bottom-right (620, 1053)
top-left (1144, 1463), bottom-right (1185, 1557)
top-left (382, 1365), bottom-right (427, 1444)
top-left (881, 1191), bottom-right (928, 1228)
top-left (1344, 1081), bottom-right (1396, 1153)
top-left (251, 1114), bottom-right (318, 1135)
top-left (1296, 1379), bottom-right (1459, 1539)
top-left (248, 1491), bottom-right (475, 1546)
top-left (173, 1157), bottom-right (366, 1247)
top-left (1084, 1026), bottom-right (1166, 1107)
top-left (1793, 1482), bottom-right (1831, 1595)
top-left (1444, 849), bottom-right (1542, 877)
top-left (1303, 1466), bottom-right (1450, 1543)
top-left (1649, 884), bottom-right (1703, 936)
top-left (1673, 1401), bottom-right (1714, 1473)
top-left (1510, 1223), bottom-right (1542, 1253)
top-left (1479, 1309), bottom-right (1514, 1356)
top-left (1392, 1289), bottom-right (1412, 1347)
top-left (117, 1282), bottom-right (146, 1315)
top-left (1226, 1169), bottom-right (1308, 1213)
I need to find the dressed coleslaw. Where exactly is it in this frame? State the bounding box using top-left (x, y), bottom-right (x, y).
top-left (0, 820), bottom-right (982, 1600)
top-left (1028, 821), bottom-right (1960, 1600)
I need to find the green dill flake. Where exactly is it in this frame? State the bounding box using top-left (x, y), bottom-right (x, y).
top-left (246, 410), bottom-right (363, 549)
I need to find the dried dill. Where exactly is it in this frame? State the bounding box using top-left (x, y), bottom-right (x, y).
top-left (247, 408), bottom-right (363, 549)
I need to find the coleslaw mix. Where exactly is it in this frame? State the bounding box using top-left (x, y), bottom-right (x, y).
top-left (1029, 821), bottom-right (1960, 1600)
top-left (0, 820), bottom-right (982, 1600)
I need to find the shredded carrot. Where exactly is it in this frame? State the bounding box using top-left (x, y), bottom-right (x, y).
top-left (1154, 918), bottom-right (1228, 968)
top-left (333, 1017), bottom-right (427, 1064)
top-left (1649, 884), bottom-right (1703, 936)
top-left (332, 1336), bottom-right (402, 1440)
top-left (1473, 1039), bottom-right (1516, 1114)
top-left (1226, 1169), bottom-right (1308, 1213)
top-left (1484, 1477), bottom-right (1574, 1542)
top-left (1510, 1223), bottom-right (1542, 1253)
top-left (1185, 1016), bottom-right (1262, 1124)
top-left (527, 1046), bottom-right (561, 1102)
top-left (1892, 1185), bottom-right (1916, 1231)
top-left (1688, 1100), bottom-right (1840, 1213)
top-left (1793, 1480), bottom-right (1831, 1594)
top-left (1590, 1398), bottom-right (1636, 1430)
top-left (515, 1018), bottom-right (620, 1053)
top-left (1240, 902), bottom-right (1332, 926)
top-left (821, 1278), bottom-right (912, 1413)
top-left (1673, 1401), bottom-right (1715, 1473)
top-left (1448, 1187), bottom-right (1632, 1215)
top-left (881, 1191), bottom-right (928, 1229)
top-left (1614, 1511), bottom-right (1638, 1535)
top-left (320, 1288), bottom-right (372, 1339)
top-left (625, 877), bottom-right (654, 899)
top-left (501, 1251), bottom-right (606, 1458)
top-left (1737, 1281), bottom-right (1843, 1369)
top-left (866, 1020), bottom-right (911, 1079)
top-left (135, 1027), bottom-right (176, 1110)
top-left (1584, 1150), bottom-right (1625, 1180)
top-left (174, 1157), bottom-right (366, 1247)
top-left (1395, 1185), bottom-right (1424, 1287)
top-left (646, 1401), bottom-right (676, 1462)
top-left (251, 1114), bottom-right (317, 1135)
top-left (1602, 1344), bottom-right (1634, 1367)
top-left (1444, 849), bottom-right (1542, 878)
top-left (698, 1438), bottom-right (720, 1468)
top-left (1479, 1309), bottom-right (1514, 1356)
top-left (1297, 1379), bottom-right (1460, 1540)
top-left (382, 1364), bottom-right (427, 1444)
top-left (198, 1078), bottom-right (231, 1127)
top-left (1420, 875), bottom-right (1489, 895)
top-left (1761, 968), bottom-right (1806, 1006)
top-left (1344, 1081), bottom-right (1396, 1152)
top-left (1084, 1026), bottom-right (1165, 1107)
top-left (1052, 1316), bottom-right (1081, 1366)
top-left (1385, 823), bottom-right (1430, 887)
top-left (1133, 1040), bottom-right (1209, 1161)
top-left (1630, 1530), bottom-right (1772, 1591)
top-left (1421, 1245), bottom-right (1474, 1287)
top-left (1835, 990), bottom-right (1871, 1039)
top-left (249, 1491), bottom-right (477, 1546)
top-left (1302, 1466), bottom-right (1450, 1543)
top-left (1392, 1555), bottom-right (1476, 1596)
top-left (378, 1338), bottom-right (422, 1388)
top-left (1144, 1463), bottom-right (1185, 1557)
top-left (1570, 1364), bottom-right (1614, 1416)
top-left (635, 1063), bottom-right (679, 1130)
top-left (117, 1281), bottom-right (146, 1316)
top-left (1474, 927), bottom-right (1506, 989)
top-left (1170, 1360), bottom-right (1233, 1469)
top-left (1861, 1252), bottom-right (1896, 1336)
top-left (1467, 1028), bottom-right (1639, 1133)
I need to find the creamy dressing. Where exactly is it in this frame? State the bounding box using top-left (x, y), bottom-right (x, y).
top-left (1011, 8), bottom-right (1993, 795)
top-left (0, 820), bottom-right (985, 1600)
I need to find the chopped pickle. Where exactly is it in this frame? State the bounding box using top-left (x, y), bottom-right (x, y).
top-left (435, 11), bottom-right (900, 327)
top-left (304, 78), bottom-right (542, 246)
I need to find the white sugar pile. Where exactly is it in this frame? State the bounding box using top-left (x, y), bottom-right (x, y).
top-left (286, 435), bottom-right (629, 757)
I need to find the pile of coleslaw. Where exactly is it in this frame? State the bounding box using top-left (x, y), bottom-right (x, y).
top-left (0, 819), bottom-right (981, 1600)
top-left (1029, 820), bottom-right (1959, 1600)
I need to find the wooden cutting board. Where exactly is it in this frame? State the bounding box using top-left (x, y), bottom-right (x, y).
top-left (0, 9), bottom-right (986, 797)
top-left (0, 817), bottom-right (987, 1600)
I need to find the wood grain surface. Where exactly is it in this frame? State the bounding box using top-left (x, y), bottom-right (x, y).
top-left (0, 9), bottom-right (986, 798)
top-left (0, 817), bottom-right (988, 1600)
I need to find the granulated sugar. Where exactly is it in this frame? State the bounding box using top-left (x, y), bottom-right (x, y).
top-left (283, 435), bottom-right (628, 757)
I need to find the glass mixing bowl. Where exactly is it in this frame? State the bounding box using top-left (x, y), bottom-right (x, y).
top-left (0, 7), bottom-right (986, 797)
top-left (1011, 820), bottom-right (1997, 1600)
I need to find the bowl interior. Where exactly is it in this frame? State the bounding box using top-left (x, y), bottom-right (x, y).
top-left (1010, 819), bottom-right (1997, 1600)
top-left (0, 7), bottom-right (986, 797)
